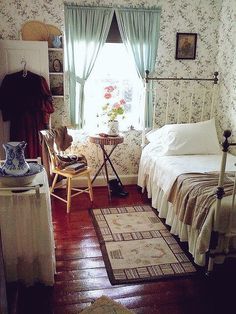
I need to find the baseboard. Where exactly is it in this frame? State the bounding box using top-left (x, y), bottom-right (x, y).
top-left (72, 174), bottom-right (138, 187)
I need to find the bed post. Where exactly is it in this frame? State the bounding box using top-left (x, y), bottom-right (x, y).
top-left (213, 71), bottom-right (219, 85)
top-left (207, 129), bottom-right (231, 275)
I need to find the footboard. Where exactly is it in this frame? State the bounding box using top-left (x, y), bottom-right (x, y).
top-left (207, 130), bottom-right (236, 273)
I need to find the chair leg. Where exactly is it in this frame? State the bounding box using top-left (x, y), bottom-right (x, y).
top-left (51, 173), bottom-right (58, 193)
top-left (87, 173), bottom-right (93, 202)
top-left (67, 177), bottom-right (72, 214)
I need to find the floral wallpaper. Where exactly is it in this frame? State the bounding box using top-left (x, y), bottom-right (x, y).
top-left (217, 0), bottom-right (236, 146)
top-left (0, 0), bottom-right (229, 180)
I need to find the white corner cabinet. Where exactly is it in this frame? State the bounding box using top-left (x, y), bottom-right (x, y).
top-left (48, 47), bottom-right (64, 98)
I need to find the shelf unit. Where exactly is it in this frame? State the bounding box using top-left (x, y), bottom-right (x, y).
top-left (49, 72), bottom-right (63, 75)
top-left (52, 95), bottom-right (64, 99)
top-left (48, 47), bottom-right (64, 98)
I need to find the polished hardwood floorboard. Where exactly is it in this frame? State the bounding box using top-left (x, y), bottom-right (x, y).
top-left (8, 186), bottom-right (236, 314)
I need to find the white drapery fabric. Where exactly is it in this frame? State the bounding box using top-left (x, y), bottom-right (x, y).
top-left (64, 4), bottom-right (114, 128)
top-left (0, 169), bottom-right (55, 286)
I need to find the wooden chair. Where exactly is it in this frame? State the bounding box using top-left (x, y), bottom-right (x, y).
top-left (39, 129), bottom-right (93, 213)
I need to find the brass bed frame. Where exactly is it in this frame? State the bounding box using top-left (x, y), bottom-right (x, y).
top-left (207, 130), bottom-right (236, 273)
top-left (143, 70), bottom-right (236, 273)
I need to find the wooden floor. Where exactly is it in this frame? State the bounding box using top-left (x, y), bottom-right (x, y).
top-left (8, 185), bottom-right (236, 314)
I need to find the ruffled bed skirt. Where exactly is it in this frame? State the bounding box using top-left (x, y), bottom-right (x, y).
top-left (144, 178), bottom-right (236, 267)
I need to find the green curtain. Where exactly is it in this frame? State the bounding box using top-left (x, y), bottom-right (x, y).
top-left (64, 5), bottom-right (114, 127)
top-left (115, 7), bottom-right (161, 128)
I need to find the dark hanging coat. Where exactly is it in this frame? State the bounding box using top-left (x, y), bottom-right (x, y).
top-left (0, 71), bottom-right (54, 158)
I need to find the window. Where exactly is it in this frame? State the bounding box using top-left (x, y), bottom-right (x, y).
top-left (83, 43), bottom-right (143, 132)
top-left (65, 7), bottom-right (160, 130)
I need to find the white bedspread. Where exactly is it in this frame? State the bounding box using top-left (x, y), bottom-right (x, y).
top-left (138, 143), bottom-right (236, 266)
top-left (138, 142), bottom-right (236, 195)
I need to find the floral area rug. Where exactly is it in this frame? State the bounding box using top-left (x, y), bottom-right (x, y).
top-left (80, 296), bottom-right (134, 313)
top-left (91, 205), bottom-right (196, 284)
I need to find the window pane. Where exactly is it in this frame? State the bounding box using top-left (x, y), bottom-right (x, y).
top-left (83, 43), bottom-right (143, 132)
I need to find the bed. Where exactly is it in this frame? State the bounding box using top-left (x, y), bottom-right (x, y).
top-left (138, 71), bottom-right (236, 271)
top-left (138, 119), bottom-right (236, 270)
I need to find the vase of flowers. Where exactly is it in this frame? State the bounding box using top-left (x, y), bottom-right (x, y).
top-left (101, 85), bottom-right (126, 136)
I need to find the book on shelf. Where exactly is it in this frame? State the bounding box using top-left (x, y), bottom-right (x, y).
top-left (64, 162), bottom-right (87, 173)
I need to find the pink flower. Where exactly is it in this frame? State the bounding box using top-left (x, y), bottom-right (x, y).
top-left (113, 103), bottom-right (121, 109)
top-left (104, 85), bottom-right (116, 93)
top-left (104, 93), bottom-right (112, 99)
top-left (101, 85), bottom-right (125, 121)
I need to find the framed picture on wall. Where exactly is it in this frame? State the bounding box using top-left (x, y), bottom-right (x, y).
top-left (53, 59), bottom-right (62, 72)
top-left (175, 33), bottom-right (197, 60)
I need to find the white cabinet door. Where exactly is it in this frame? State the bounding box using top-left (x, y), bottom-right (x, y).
top-left (0, 40), bottom-right (49, 83)
top-left (0, 40), bottom-right (49, 158)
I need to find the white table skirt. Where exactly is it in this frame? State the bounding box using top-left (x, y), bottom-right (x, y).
top-left (0, 169), bottom-right (55, 286)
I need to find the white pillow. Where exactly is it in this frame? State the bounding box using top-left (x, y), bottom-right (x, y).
top-left (146, 128), bottom-right (162, 143)
top-left (146, 119), bottom-right (221, 155)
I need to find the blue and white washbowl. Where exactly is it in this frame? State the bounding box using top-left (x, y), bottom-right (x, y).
top-left (0, 163), bottom-right (43, 187)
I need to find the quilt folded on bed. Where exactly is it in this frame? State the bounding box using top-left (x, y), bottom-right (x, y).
top-left (168, 172), bottom-right (235, 230)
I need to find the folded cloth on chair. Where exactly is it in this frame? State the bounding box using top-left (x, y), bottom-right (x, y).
top-left (64, 162), bottom-right (87, 173)
top-left (56, 154), bottom-right (87, 170)
top-left (53, 126), bottom-right (73, 151)
top-left (39, 127), bottom-right (88, 179)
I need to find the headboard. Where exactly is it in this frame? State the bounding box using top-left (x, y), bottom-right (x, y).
top-left (144, 71), bottom-right (219, 129)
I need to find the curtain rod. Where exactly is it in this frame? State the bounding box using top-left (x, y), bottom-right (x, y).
top-left (64, 3), bottom-right (161, 12)
top-left (145, 70), bottom-right (219, 84)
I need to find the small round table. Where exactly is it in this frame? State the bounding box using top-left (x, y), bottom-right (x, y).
top-left (89, 134), bottom-right (124, 199)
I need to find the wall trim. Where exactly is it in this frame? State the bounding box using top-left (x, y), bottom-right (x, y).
top-left (72, 174), bottom-right (138, 187)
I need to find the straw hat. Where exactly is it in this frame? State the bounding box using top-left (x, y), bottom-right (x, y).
top-left (46, 24), bottom-right (62, 48)
top-left (21, 20), bottom-right (49, 41)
